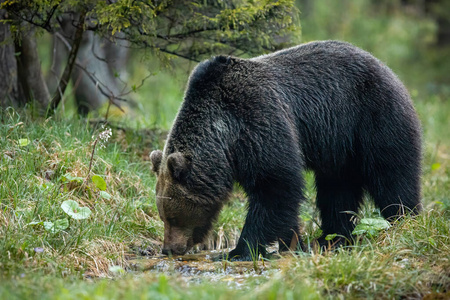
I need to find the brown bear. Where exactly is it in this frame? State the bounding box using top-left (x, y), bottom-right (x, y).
top-left (150, 40), bottom-right (422, 260)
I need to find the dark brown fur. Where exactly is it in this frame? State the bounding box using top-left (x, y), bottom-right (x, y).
top-left (151, 40), bottom-right (422, 260)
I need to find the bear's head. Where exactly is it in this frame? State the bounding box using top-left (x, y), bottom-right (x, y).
top-left (150, 150), bottom-right (221, 255)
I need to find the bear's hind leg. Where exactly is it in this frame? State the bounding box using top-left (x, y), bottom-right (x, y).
top-left (365, 167), bottom-right (421, 221)
top-left (315, 176), bottom-right (364, 248)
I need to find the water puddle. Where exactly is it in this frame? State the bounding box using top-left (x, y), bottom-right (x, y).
top-left (128, 250), bottom-right (288, 287)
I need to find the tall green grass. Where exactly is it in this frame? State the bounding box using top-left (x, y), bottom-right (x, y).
top-left (0, 92), bottom-right (449, 299)
top-left (1, 1), bottom-right (449, 296)
top-left (0, 109), bottom-right (163, 278)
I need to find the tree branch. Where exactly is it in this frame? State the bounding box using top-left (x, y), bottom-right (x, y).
top-left (158, 48), bottom-right (201, 62)
top-left (53, 32), bottom-right (127, 112)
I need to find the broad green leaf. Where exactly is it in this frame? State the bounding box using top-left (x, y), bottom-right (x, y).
top-left (92, 175), bottom-right (107, 191)
top-left (325, 233), bottom-right (337, 241)
top-left (62, 173), bottom-right (84, 183)
top-left (43, 222), bottom-right (55, 233)
top-left (352, 218), bottom-right (390, 237)
top-left (352, 224), bottom-right (372, 236)
top-left (43, 219), bottom-right (69, 234)
top-left (61, 200), bottom-right (92, 220)
top-left (99, 191), bottom-right (111, 199)
top-left (360, 218), bottom-right (391, 229)
top-left (18, 138), bottom-right (30, 147)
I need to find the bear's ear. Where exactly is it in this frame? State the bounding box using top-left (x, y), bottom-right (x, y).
top-left (167, 152), bottom-right (189, 182)
top-left (215, 55), bottom-right (232, 65)
top-left (150, 150), bottom-right (163, 174)
top-left (215, 55), bottom-right (238, 67)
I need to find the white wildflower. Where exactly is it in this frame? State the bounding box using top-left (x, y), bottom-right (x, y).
top-left (98, 127), bottom-right (112, 148)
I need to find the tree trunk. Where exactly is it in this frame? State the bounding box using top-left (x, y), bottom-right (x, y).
top-left (0, 10), bottom-right (19, 108)
top-left (49, 13), bottom-right (131, 116)
top-left (15, 28), bottom-right (50, 115)
top-left (47, 11), bottom-right (86, 116)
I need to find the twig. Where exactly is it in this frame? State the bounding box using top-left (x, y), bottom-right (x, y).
top-left (88, 138), bottom-right (98, 177)
top-left (42, 4), bottom-right (59, 31)
top-left (104, 98), bottom-right (112, 121)
top-left (84, 137), bottom-right (98, 186)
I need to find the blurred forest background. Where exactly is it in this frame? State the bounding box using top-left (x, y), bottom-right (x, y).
top-left (0, 2), bottom-right (449, 298)
top-left (0, 0), bottom-right (449, 128)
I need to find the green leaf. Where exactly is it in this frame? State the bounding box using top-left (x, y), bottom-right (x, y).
top-left (300, 212), bottom-right (312, 222)
top-left (43, 219), bottom-right (69, 234)
top-left (62, 173), bottom-right (84, 183)
top-left (431, 163), bottom-right (441, 171)
top-left (92, 175), bottom-right (107, 191)
top-left (61, 200), bottom-right (92, 220)
top-left (352, 218), bottom-right (391, 237)
top-left (325, 233), bottom-right (337, 241)
top-left (27, 221), bottom-right (43, 226)
top-left (18, 138), bottom-right (30, 147)
top-left (99, 191), bottom-right (111, 199)
top-left (360, 218), bottom-right (391, 229)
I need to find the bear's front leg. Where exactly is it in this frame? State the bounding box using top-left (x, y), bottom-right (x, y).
top-left (228, 203), bottom-right (270, 261)
top-left (228, 196), bottom-right (301, 261)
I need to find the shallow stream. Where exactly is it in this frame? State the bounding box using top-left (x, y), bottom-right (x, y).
top-left (128, 250), bottom-right (288, 287)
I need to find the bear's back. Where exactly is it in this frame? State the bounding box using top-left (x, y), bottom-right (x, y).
top-left (254, 40), bottom-right (376, 67)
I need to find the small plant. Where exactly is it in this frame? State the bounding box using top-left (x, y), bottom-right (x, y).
top-left (28, 219), bottom-right (69, 234)
top-left (352, 218), bottom-right (391, 238)
top-left (43, 219), bottom-right (69, 234)
top-left (61, 200), bottom-right (92, 220)
top-left (222, 254), bottom-right (229, 272)
top-left (246, 240), bottom-right (261, 273)
top-left (87, 126), bottom-right (112, 181)
top-left (62, 173), bottom-right (84, 184)
top-left (27, 200), bottom-right (91, 234)
top-left (325, 233), bottom-right (338, 241)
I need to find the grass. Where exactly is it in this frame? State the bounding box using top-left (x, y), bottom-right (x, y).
top-left (3, 24), bottom-right (450, 295)
top-left (0, 111), bottom-right (162, 278)
top-left (1, 1), bottom-right (445, 298)
top-left (0, 91), bottom-right (449, 299)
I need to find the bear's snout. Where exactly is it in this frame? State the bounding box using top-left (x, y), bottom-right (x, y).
top-left (162, 225), bottom-right (194, 256)
top-left (161, 244), bottom-right (187, 256)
